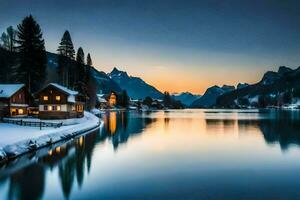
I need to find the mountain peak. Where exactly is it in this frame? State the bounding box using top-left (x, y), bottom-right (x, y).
top-left (221, 85), bottom-right (235, 91)
top-left (278, 66), bottom-right (292, 74)
top-left (237, 83), bottom-right (249, 89)
top-left (108, 68), bottom-right (163, 99)
top-left (110, 67), bottom-right (129, 78)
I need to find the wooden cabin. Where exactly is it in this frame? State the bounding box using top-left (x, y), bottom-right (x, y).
top-left (0, 84), bottom-right (32, 117)
top-left (36, 83), bottom-right (84, 119)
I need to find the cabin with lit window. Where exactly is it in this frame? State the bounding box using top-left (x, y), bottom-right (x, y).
top-left (36, 83), bottom-right (84, 119)
top-left (0, 84), bottom-right (32, 117)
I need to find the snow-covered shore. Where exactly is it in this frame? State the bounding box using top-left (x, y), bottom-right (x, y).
top-left (0, 112), bottom-right (101, 162)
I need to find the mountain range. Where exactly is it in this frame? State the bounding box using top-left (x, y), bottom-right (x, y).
top-left (216, 66), bottom-right (300, 108)
top-left (190, 85), bottom-right (235, 108)
top-left (108, 67), bottom-right (163, 99)
top-left (3, 48), bottom-right (299, 108)
top-left (172, 92), bottom-right (201, 106)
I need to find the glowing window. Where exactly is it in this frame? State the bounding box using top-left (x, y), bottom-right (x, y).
top-left (43, 96), bottom-right (48, 101)
top-left (55, 96), bottom-right (61, 101)
top-left (57, 105), bottom-right (61, 111)
top-left (77, 105), bottom-right (83, 112)
top-left (11, 108), bottom-right (17, 115)
top-left (18, 109), bottom-right (24, 115)
top-left (48, 106), bottom-right (52, 111)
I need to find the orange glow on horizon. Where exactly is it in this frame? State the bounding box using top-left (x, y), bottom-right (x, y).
top-left (95, 63), bottom-right (261, 95)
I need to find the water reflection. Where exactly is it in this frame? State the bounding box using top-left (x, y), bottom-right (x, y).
top-left (101, 111), bottom-right (156, 150)
top-left (205, 110), bottom-right (300, 150)
top-left (0, 111), bottom-right (155, 200)
top-left (259, 111), bottom-right (300, 150)
top-left (0, 110), bottom-right (300, 199)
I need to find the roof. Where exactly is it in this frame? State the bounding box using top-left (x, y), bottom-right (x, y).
top-left (0, 84), bottom-right (25, 98)
top-left (48, 83), bottom-right (78, 95)
top-left (98, 97), bottom-right (107, 103)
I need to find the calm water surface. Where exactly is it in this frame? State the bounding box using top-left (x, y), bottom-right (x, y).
top-left (1, 109), bottom-right (300, 200)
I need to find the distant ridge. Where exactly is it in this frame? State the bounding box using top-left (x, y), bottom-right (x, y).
top-left (190, 85), bottom-right (235, 108)
top-left (172, 92), bottom-right (201, 106)
top-left (216, 66), bottom-right (300, 108)
top-left (108, 67), bottom-right (163, 99)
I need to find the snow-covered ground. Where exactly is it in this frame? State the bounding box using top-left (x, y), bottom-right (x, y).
top-left (0, 112), bottom-right (101, 161)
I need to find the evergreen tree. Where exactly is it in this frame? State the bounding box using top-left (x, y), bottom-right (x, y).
top-left (143, 96), bottom-right (153, 107)
top-left (0, 32), bottom-right (9, 49)
top-left (86, 66), bottom-right (98, 110)
top-left (57, 30), bottom-right (75, 87)
top-left (87, 53), bottom-right (92, 66)
top-left (119, 90), bottom-right (129, 108)
top-left (57, 31), bottom-right (75, 58)
top-left (74, 47), bottom-right (87, 95)
top-left (6, 26), bottom-right (17, 52)
top-left (76, 47), bottom-right (85, 64)
top-left (163, 92), bottom-right (172, 107)
top-left (16, 15), bottom-right (47, 93)
top-left (0, 26), bottom-right (17, 52)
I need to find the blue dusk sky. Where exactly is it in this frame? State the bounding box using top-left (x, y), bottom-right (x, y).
top-left (1, 0), bottom-right (300, 94)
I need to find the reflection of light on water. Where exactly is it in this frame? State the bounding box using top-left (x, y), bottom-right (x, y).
top-left (109, 112), bottom-right (117, 135)
top-left (79, 136), bottom-right (84, 146)
top-left (55, 146), bottom-right (61, 153)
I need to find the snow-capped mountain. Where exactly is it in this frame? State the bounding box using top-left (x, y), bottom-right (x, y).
top-left (216, 66), bottom-right (300, 108)
top-left (172, 92), bottom-right (201, 106)
top-left (190, 85), bottom-right (235, 108)
top-left (108, 67), bottom-right (163, 99)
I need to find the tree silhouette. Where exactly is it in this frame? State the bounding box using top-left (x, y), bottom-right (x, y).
top-left (87, 53), bottom-right (92, 66)
top-left (0, 26), bottom-right (17, 52)
top-left (16, 15), bottom-right (47, 93)
top-left (57, 30), bottom-right (75, 87)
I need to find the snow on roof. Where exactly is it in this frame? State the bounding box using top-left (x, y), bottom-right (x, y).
top-left (0, 84), bottom-right (25, 98)
top-left (98, 97), bottom-right (107, 103)
top-left (49, 83), bottom-right (78, 95)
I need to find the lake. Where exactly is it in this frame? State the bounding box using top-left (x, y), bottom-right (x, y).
top-left (1, 109), bottom-right (300, 200)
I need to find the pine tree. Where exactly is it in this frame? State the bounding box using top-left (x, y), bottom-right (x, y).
top-left (86, 67), bottom-right (98, 110)
top-left (76, 47), bottom-right (84, 64)
top-left (57, 31), bottom-right (75, 59)
top-left (121, 90), bottom-right (129, 108)
top-left (74, 47), bottom-right (87, 95)
top-left (0, 32), bottom-right (9, 49)
top-left (1, 26), bottom-right (17, 52)
top-left (7, 26), bottom-right (17, 52)
top-left (163, 92), bottom-right (172, 107)
top-left (86, 53), bottom-right (92, 66)
top-left (16, 15), bottom-right (47, 93)
top-left (57, 30), bottom-right (75, 87)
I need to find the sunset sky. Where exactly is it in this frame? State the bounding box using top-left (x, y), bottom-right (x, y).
top-left (1, 0), bottom-right (300, 94)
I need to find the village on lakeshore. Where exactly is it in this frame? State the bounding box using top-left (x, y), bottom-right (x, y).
top-left (1, 13), bottom-right (300, 162)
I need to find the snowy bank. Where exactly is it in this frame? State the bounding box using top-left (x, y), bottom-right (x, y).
top-left (0, 112), bottom-right (101, 162)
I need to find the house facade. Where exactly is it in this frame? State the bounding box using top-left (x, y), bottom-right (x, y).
top-left (37, 83), bottom-right (84, 119)
top-left (0, 84), bottom-right (32, 117)
top-left (96, 92), bottom-right (117, 109)
top-left (108, 92), bottom-right (117, 107)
